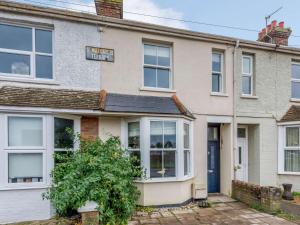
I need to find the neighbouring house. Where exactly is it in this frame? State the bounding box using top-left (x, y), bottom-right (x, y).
top-left (234, 20), bottom-right (300, 192)
top-left (0, 0), bottom-right (300, 224)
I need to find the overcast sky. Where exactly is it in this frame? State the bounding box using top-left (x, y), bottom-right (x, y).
top-left (21, 0), bottom-right (300, 46)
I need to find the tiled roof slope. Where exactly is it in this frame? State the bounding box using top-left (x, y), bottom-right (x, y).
top-left (0, 86), bottom-right (194, 118)
top-left (279, 105), bottom-right (300, 122)
top-left (0, 86), bottom-right (100, 110)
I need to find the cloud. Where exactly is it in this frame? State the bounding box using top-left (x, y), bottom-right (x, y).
top-left (124, 0), bottom-right (187, 29)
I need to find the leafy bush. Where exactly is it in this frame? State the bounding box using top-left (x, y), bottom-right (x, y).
top-left (44, 136), bottom-right (142, 225)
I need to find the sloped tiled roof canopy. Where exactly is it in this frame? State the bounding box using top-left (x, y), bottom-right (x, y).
top-left (0, 86), bottom-right (194, 119)
top-left (279, 105), bottom-right (300, 122)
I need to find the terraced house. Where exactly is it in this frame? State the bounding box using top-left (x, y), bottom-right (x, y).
top-left (0, 0), bottom-right (300, 224)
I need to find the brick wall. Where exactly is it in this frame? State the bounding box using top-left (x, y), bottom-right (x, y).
top-left (95, 0), bottom-right (123, 19)
top-left (232, 180), bottom-right (282, 212)
top-left (81, 117), bottom-right (99, 140)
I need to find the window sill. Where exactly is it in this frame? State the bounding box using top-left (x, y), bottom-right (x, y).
top-left (278, 172), bottom-right (300, 176)
top-left (134, 176), bottom-right (194, 184)
top-left (140, 87), bottom-right (176, 93)
top-left (210, 92), bottom-right (229, 97)
top-left (290, 98), bottom-right (300, 103)
top-left (240, 95), bottom-right (259, 99)
top-left (0, 76), bottom-right (59, 85)
top-left (0, 184), bottom-right (49, 191)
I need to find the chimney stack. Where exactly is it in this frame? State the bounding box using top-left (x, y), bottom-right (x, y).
top-left (94, 0), bottom-right (123, 19)
top-left (258, 20), bottom-right (292, 46)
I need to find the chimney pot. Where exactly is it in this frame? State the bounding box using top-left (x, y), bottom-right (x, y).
top-left (271, 20), bottom-right (277, 27)
top-left (279, 21), bottom-right (284, 28)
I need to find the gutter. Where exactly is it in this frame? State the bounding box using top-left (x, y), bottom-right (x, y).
top-left (233, 39), bottom-right (240, 180)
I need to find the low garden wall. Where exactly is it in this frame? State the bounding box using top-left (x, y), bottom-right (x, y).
top-left (232, 180), bottom-right (282, 212)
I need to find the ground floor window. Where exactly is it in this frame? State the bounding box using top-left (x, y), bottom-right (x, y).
top-left (0, 113), bottom-right (80, 188)
top-left (279, 125), bottom-right (300, 174)
top-left (125, 117), bottom-right (193, 181)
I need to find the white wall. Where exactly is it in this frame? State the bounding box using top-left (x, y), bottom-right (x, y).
top-left (0, 189), bottom-right (52, 224)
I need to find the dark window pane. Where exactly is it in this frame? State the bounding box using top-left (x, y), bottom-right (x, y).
top-left (36, 55), bottom-right (53, 79)
top-left (150, 151), bottom-right (162, 178)
top-left (242, 76), bottom-right (251, 95)
top-left (184, 124), bottom-right (190, 149)
top-left (285, 150), bottom-right (300, 172)
top-left (157, 46), bottom-right (170, 67)
top-left (36, 29), bottom-right (52, 54)
top-left (237, 128), bottom-right (246, 138)
top-left (238, 147), bottom-right (242, 164)
top-left (212, 73), bottom-right (220, 92)
top-left (292, 82), bottom-right (300, 99)
top-left (212, 53), bottom-right (221, 72)
top-left (144, 67), bottom-right (156, 87)
top-left (164, 121), bottom-right (176, 148)
top-left (54, 118), bottom-right (74, 149)
top-left (208, 127), bottom-right (218, 141)
top-left (144, 45), bottom-right (156, 65)
top-left (286, 127), bottom-right (299, 147)
top-left (164, 151), bottom-right (176, 177)
top-left (157, 69), bottom-right (170, 88)
top-left (0, 24), bottom-right (32, 51)
top-left (0, 52), bottom-right (30, 75)
top-left (150, 121), bottom-right (163, 148)
top-left (128, 122), bottom-right (140, 149)
top-left (184, 150), bottom-right (190, 176)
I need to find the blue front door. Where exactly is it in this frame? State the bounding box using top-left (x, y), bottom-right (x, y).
top-left (207, 125), bottom-right (220, 193)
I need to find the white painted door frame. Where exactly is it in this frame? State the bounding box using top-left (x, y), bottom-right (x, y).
top-left (235, 125), bottom-right (248, 182)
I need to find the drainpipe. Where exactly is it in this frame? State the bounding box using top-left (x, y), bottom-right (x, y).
top-left (233, 40), bottom-right (240, 181)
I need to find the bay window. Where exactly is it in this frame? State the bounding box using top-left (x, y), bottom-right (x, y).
top-left (126, 118), bottom-right (193, 181)
top-left (0, 23), bottom-right (53, 79)
top-left (143, 44), bottom-right (172, 89)
top-left (6, 116), bottom-right (45, 184)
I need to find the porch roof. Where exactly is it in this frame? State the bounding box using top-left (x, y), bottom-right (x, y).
top-left (0, 86), bottom-right (194, 119)
top-left (279, 105), bottom-right (300, 122)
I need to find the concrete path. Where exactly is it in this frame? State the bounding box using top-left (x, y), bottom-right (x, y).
top-left (129, 201), bottom-right (299, 225)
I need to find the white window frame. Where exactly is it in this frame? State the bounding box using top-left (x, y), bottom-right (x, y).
top-left (122, 117), bottom-right (193, 183)
top-left (211, 51), bottom-right (224, 94)
top-left (0, 22), bottom-right (54, 80)
top-left (53, 115), bottom-right (80, 152)
top-left (183, 122), bottom-right (192, 177)
top-left (3, 114), bottom-right (47, 189)
top-left (143, 43), bottom-right (173, 90)
top-left (278, 125), bottom-right (300, 175)
top-left (291, 62), bottom-right (300, 99)
top-left (242, 55), bottom-right (254, 96)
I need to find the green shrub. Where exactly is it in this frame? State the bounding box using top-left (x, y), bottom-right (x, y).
top-left (293, 192), bottom-right (300, 197)
top-left (43, 136), bottom-right (142, 225)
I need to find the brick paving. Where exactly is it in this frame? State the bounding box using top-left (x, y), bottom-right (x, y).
top-left (129, 201), bottom-right (300, 225)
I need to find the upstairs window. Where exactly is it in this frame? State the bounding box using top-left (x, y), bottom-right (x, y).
top-left (242, 55), bottom-right (254, 95)
top-left (0, 23), bottom-right (53, 79)
top-left (144, 44), bottom-right (172, 89)
top-left (292, 62), bottom-right (300, 99)
top-left (212, 52), bottom-right (224, 93)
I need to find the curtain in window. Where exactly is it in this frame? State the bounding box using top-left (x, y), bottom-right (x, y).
top-left (286, 127), bottom-right (299, 147)
top-left (8, 117), bottom-right (43, 147)
top-left (8, 153), bottom-right (43, 183)
top-left (285, 150), bottom-right (300, 172)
